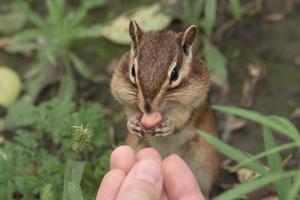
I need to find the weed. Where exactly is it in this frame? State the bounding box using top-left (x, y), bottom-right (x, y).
top-left (8, 0), bottom-right (107, 99)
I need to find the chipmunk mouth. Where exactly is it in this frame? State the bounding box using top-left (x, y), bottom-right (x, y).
top-left (127, 114), bottom-right (174, 138)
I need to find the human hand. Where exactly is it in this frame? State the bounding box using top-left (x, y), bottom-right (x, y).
top-left (96, 146), bottom-right (205, 200)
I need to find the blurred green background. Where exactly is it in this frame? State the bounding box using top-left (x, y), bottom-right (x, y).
top-left (0, 0), bottom-right (299, 199)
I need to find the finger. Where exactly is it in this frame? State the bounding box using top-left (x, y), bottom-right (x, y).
top-left (96, 169), bottom-right (125, 200)
top-left (116, 158), bottom-right (163, 200)
top-left (160, 188), bottom-right (168, 200)
top-left (162, 154), bottom-right (206, 200)
top-left (136, 147), bottom-right (161, 161)
top-left (110, 145), bottom-right (136, 174)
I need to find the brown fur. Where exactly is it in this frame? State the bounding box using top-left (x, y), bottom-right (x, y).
top-left (111, 21), bottom-right (220, 197)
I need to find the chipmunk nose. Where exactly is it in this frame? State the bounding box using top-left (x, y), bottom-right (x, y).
top-left (141, 111), bottom-right (162, 130)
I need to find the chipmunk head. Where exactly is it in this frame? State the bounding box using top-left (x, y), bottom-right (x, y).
top-left (111, 20), bottom-right (210, 138)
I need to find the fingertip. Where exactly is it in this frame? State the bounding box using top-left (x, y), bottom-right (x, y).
top-left (162, 154), bottom-right (205, 200)
top-left (97, 169), bottom-right (125, 200)
top-left (116, 158), bottom-right (163, 200)
top-left (136, 147), bottom-right (161, 161)
top-left (162, 154), bottom-right (181, 165)
top-left (110, 145), bottom-right (136, 174)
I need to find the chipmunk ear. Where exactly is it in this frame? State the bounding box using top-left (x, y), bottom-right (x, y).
top-left (129, 20), bottom-right (143, 49)
top-left (181, 25), bottom-right (197, 58)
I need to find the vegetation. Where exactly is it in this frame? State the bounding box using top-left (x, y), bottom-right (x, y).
top-left (0, 0), bottom-right (299, 199)
top-left (8, 0), bottom-right (106, 98)
top-left (199, 105), bottom-right (300, 200)
top-left (1, 96), bottom-right (110, 199)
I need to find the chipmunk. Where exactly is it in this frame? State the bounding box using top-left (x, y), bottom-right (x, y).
top-left (111, 20), bottom-right (220, 197)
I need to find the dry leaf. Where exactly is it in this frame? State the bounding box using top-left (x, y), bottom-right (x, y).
top-left (101, 4), bottom-right (172, 45)
top-left (291, 108), bottom-right (300, 119)
top-left (264, 13), bottom-right (284, 22)
top-left (222, 159), bottom-right (237, 173)
top-left (248, 64), bottom-right (265, 79)
top-left (237, 167), bottom-right (261, 183)
top-left (294, 56), bottom-right (300, 67)
top-left (240, 64), bottom-right (265, 108)
top-left (211, 74), bottom-right (230, 97)
top-left (222, 115), bottom-right (247, 141)
top-left (0, 37), bottom-right (10, 48)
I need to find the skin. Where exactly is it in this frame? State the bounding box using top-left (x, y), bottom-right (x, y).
top-left (96, 146), bottom-right (206, 200)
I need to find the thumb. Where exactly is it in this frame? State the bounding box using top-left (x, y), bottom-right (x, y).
top-left (116, 158), bottom-right (163, 200)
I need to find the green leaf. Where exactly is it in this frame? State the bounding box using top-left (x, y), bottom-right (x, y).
top-left (16, 0), bottom-right (46, 29)
top-left (213, 171), bottom-right (298, 200)
top-left (213, 105), bottom-right (300, 141)
top-left (66, 182), bottom-right (83, 200)
top-left (58, 72), bottom-right (75, 102)
top-left (41, 184), bottom-right (55, 200)
top-left (204, 0), bottom-right (217, 37)
top-left (5, 97), bottom-right (36, 130)
top-left (204, 40), bottom-right (227, 80)
top-left (0, 3), bottom-right (26, 34)
top-left (229, 0), bottom-right (242, 20)
top-left (233, 142), bottom-right (299, 171)
top-left (15, 130), bottom-right (38, 149)
top-left (82, 0), bottom-right (106, 9)
top-left (11, 29), bottom-right (42, 42)
top-left (68, 0), bottom-right (106, 28)
top-left (46, 0), bottom-right (64, 26)
top-left (181, 0), bottom-right (204, 24)
top-left (74, 24), bottom-right (103, 39)
top-left (287, 172), bottom-right (300, 200)
top-left (263, 126), bottom-right (290, 199)
top-left (0, 67), bottom-right (22, 108)
top-left (69, 52), bottom-right (105, 82)
top-left (8, 28), bottom-right (42, 54)
top-left (6, 42), bottom-right (39, 53)
top-left (192, 0), bottom-right (204, 23)
top-left (198, 131), bottom-right (266, 174)
top-left (62, 160), bottom-right (85, 200)
top-left (268, 115), bottom-right (299, 136)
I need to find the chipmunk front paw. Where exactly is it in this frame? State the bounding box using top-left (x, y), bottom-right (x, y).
top-left (127, 115), bottom-right (174, 138)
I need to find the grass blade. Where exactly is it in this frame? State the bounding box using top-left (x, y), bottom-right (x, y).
top-left (11, 29), bottom-right (42, 43)
top-left (263, 126), bottom-right (290, 199)
top-left (16, 0), bottom-right (46, 29)
top-left (213, 171), bottom-right (298, 200)
top-left (212, 105), bottom-right (300, 141)
top-left (269, 115), bottom-right (299, 136)
top-left (287, 172), bottom-right (300, 200)
top-left (233, 142), bottom-right (299, 171)
top-left (62, 160), bottom-right (85, 200)
top-left (204, 0), bottom-right (217, 37)
top-left (69, 52), bottom-right (105, 82)
top-left (193, 0), bottom-right (204, 21)
top-left (229, 0), bottom-right (242, 20)
top-left (204, 40), bottom-right (227, 80)
top-left (198, 131), bottom-right (266, 174)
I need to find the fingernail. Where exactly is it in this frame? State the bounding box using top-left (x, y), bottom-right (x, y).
top-left (133, 159), bottom-right (162, 185)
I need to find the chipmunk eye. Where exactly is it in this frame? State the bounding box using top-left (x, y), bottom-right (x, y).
top-left (170, 67), bottom-right (178, 81)
top-left (131, 65), bottom-right (136, 77)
